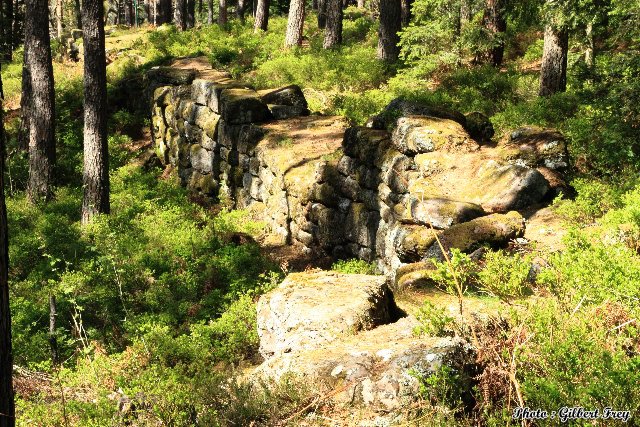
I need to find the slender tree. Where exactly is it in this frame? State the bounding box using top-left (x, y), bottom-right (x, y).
top-left (482, 0), bottom-right (507, 66)
top-left (0, 63), bottom-right (15, 427)
top-left (284, 0), bottom-right (305, 47)
top-left (377, 0), bottom-right (401, 61)
top-left (1, 0), bottom-right (14, 60)
top-left (254, 0), bottom-right (269, 31)
top-left (207, 0), bottom-right (213, 23)
top-left (357, 0), bottom-right (364, 8)
top-left (539, 23), bottom-right (568, 96)
top-left (81, 0), bottom-right (109, 224)
top-left (55, 0), bottom-right (63, 37)
top-left (323, 0), bottom-right (342, 48)
top-left (186, 0), bottom-right (195, 27)
top-left (25, 0), bottom-right (56, 202)
top-left (74, 0), bottom-right (82, 28)
top-left (218, 0), bottom-right (227, 26)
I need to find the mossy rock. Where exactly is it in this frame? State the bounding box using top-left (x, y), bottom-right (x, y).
top-left (391, 116), bottom-right (477, 155)
top-left (219, 88), bottom-right (273, 124)
top-left (397, 211), bottom-right (525, 262)
top-left (394, 260), bottom-right (437, 290)
top-left (396, 197), bottom-right (486, 229)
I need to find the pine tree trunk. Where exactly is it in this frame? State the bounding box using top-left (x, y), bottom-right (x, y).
top-left (74, 0), bottom-right (82, 28)
top-left (207, 0), bottom-right (212, 24)
top-left (482, 0), bottom-right (506, 66)
top-left (323, 0), bottom-right (342, 49)
top-left (236, 0), bottom-right (245, 23)
top-left (18, 46), bottom-right (30, 151)
top-left (585, 21), bottom-right (594, 69)
top-left (56, 0), bottom-right (63, 37)
top-left (48, 294), bottom-right (58, 365)
top-left (156, 0), bottom-right (170, 24)
top-left (400, 0), bottom-right (412, 27)
top-left (218, 0), bottom-right (227, 26)
top-left (377, 0), bottom-right (401, 61)
top-left (1, 0), bottom-right (14, 60)
top-left (25, 0), bottom-right (56, 203)
top-left (186, 0), bottom-right (195, 27)
top-left (317, 0), bottom-right (326, 29)
top-left (0, 65), bottom-right (15, 427)
top-left (175, 0), bottom-right (186, 29)
top-left (357, 0), bottom-right (364, 8)
top-left (254, 0), bottom-right (269, 31)
top-left (284, 0), bottom-right (305, 48)
top-left (539, 24), bottom-right (568, 96)
top-left (81, 0), bottom-right (110, 224)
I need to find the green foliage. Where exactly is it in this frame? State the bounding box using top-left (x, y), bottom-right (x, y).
top-left (553, 177), bottom-right (627, 224)
top-left (411, 365), bottom-right (468, 415)
top-left (415, 300), bottom-right (455, 337)
top-left (331, 258), bottom-right (379, 275)
top-left (478, 250), bottom-right (532, 301)
top-left (429, 249), bottom-right (476, 296)
top-left (514, 301), bottom-right (640, 416)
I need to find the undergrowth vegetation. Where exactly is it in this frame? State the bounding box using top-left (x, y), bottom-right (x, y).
top-left (1, 2), bottom-right (640, 425)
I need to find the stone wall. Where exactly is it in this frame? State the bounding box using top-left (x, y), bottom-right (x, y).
top-left (150, 67), bottom-right (570, 278)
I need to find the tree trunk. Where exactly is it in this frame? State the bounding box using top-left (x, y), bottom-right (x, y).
top-left (218, 0), bottom-right (227, 26)
top-left (207, 0), bottom-right (212, 24)
top-left (584, 21), bottom-right (594, 69)
top-left (25, 0), bottom-right (56, 203)
top-left (48, 294), bottom-right (58, 365)
top-left (156, 0), bottom-right (170, 24)
top-left (284, 0), bottom-right (304, 48)
top-left (81, 0), bottom-right (110, 224)
top-left (18, 47), bottom-right (30, 151)
top-left (1, 0), bottom-right (14, 60)
top-left (482, 0), bottom-right (506, 66)
top-left (174, 0), bottom-right (185, 29)
top-left (74, 0), bottom-right (82, 28)
top-left (254, 0), bottom-right (269, 32)
top-left (539, 24), bottom-right (568, 96)
top-left (377, 0), bottom-right (401, 61)
top-left (0, 64), bottom-right (15, 427)
top-left (236, 0), bottom-right (245, 22)
top-left (56, 0), bottom-right (63, 36)
top-left (323, 0), bottom-right (342, 49)
top-left (186, 0), bottom-right (195, 27)
top-left (357, 0), bottom-right (364, 8)
top-left (400, 0), bottom-right (412, 26)
top-left (317, 0), bottom-right (326, 29)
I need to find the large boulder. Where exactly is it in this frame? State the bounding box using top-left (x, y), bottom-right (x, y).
top-left (254, 316), bottom-right (476, 412)
top-left (219, 88), bottom-right (273, 124)
top-left (395, 196), bottom-right (486, 229)
top-left (366, 98), bottom-right (468, 131)
top-left (257, 272), bottom-right (400, 359)
top-left (397, 211), bottom-right (525, 262)
top-left (500, 126), bottom-right (569, 171)
top-left (260, 85), bottom-right (309, 110)
top-left (391, 116), bottom-right (478, 155)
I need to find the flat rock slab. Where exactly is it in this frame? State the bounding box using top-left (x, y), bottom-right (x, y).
top-left (254, 316), bottom-right (475, 412)
top-left (257, 272), bottom-right (398, 359)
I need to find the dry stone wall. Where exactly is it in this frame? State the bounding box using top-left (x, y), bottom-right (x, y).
top-left (149, 67), bottom-right (570, 278)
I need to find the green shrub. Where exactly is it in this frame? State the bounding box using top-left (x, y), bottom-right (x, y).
top-left (478, 250), bottom-right (532, 301)
top-left (331, 258), bottom-right (379, 275)
top-left (415, 300), bottom-right (455, 337)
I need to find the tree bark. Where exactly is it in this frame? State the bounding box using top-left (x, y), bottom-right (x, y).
top-left (317, 0), bottom-right (326, 29)
top-left (81, 0), bottom-right (110, 224)
top-left (482, 0), bottom-right (506, 66)
top-left (18, 46), bottom-right (30, 151)
top-left (539, 24), bottom-right (568, 96)
top-left (186, 0), bottom-right (195, 27)
top-left (207, 0), bottom-right (212, 24)
top-left (218, 0), bottom-right (227, 26)
top-left (323, 0), bottom-right (342, 49)
top-left (25, 0), bottom-right (56, 203)
top-left (236, 0), bottom-right (246, 22)
top-left (1, 0), bottom-right (14, 60)
top-left (74, 0), bottom-right (82, 28)
top-left (174, 0), bottom-right (186, 29)
top-left (254, 0), bottom-right (269, 31)
top-left (56, 0), bottom-right (63, 37)
top-left (377, 0), bottom-right (401, 61)
top-left (400, 0), bottom-right (412, 27)
top-left (357, 0), bottom-right (364, 8)
top-left (48, 294), bottom-right (58, 365)
top-left (0, 64), bottom-right (15, 427)
top-left (156, 0), bottom-right (170, 24)
top-left (284, 0), bottom-right (305, 48)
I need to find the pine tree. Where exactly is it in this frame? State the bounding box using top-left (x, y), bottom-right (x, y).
top-left (81, 0), bottom-right (110, 224)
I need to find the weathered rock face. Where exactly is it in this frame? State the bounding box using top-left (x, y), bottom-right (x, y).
top-left (151, 73), bottom-right (570, 278)
top-left (256, 272), bottom-right (399, 358)
top-left (255, 311), bottom-right (476, 412)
